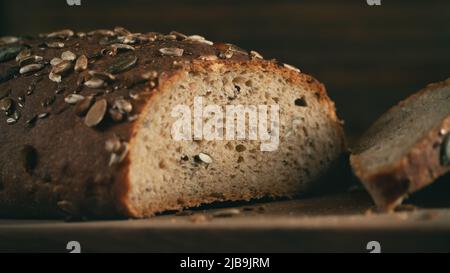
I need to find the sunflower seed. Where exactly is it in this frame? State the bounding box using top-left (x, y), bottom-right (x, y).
top-left (0, 98), bottom-right (12, 112)
top-left (88, 70), bottom-right (116, 82)
top-left (19, 55), bottom-right (44, 67)
top-left (46, 42), bottom-right (65, 48)
top-left (169, 31), bottom-right (188, 40)
top-left (283, 63), bottom-right (300, 73)
top-left (108, 43), bottom-right (135, 56)
top-left (105, 135), bottom-right (122, 152)
top-left (108, 142), bottom-right (129, 166)
top-left (0, 45), bottom-right (25, 63)
top-left (51, 60), bottom-right (72, 75)
top-left (113, 98), bottom-right (133, 113)
top-left (50, 57), bottom-right (63, 66)
top-left (85, 99), bottom-right (107, 127)
top-left (61, 51), bottom-right (77, 61)
top-left (195, 152), bottom-right (213, 164)
top-left (199, 55), bottom-right (218, 61)
top-left (88, 29), bottom-right (116, 37)
top-left (127, 114), bottom-right (138, 122)
top-left (250, 50), bottom-right (263, 59)
top-left (0, 66), bottom-right (19, 83)
top-left (64, 94), bottom-right (85, 104)
top-left (19, 63), bottom-right (44, 74)
top-left (105, 53), bottom-right (137, 74)
top-left (15, 49), bottom-right (31, 62)
top-left (114, 26), bottom-right (132, 36)
top-left (84, 77), bottom-right (105, 89)
top-left (159, 47), bottom-right (184, 57)
top-left (74, 96), bottom-right (94, 116)
top-left (38, 112), bottom-right (49, 119)
top-left (141, 70), bottom-right (158, 80)
top-left (74, 55), bottom-right (88, 72)
top-left (185, 35), bottom-right (213, 45)
top-left (109, 108), bottom-right (123, 122)
top-left (0, 36), bottom-right (19, 45)
top-left (49, 72), bottom-right (61, 83)
top-left (26, 115), bottom-right (37, 126)
top-left (46, 29), bottom-right (74, 39)
top-left (212, 208), bottom-right (240, 218)
top-left (26, 83), bottom-right (35, 96)
top-left (6, 117), bottom-right (17, 124)
top-left (77, 32), bottom-right (87, 38)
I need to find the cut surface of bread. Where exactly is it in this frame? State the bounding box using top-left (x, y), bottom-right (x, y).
top-left (126, 62), bottom-right (344, 217)
top-left (351, 78), bottom-right (450, 210)
top-left (0, 28), bottom-right (345, 218)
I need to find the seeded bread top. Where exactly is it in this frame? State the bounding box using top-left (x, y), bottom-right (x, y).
top-left (0, 27), bottom-right (326, 218)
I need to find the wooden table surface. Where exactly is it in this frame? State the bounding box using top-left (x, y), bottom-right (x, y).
top-left (1, 191), bottom-right (449, 253)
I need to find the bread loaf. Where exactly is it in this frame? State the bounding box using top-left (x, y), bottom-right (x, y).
top-left (351, 78), bottom-right (450, 211)
top-left (0, 28), bottom-right (345, 218)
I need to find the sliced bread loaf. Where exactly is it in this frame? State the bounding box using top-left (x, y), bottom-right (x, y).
top-left (0, 28), bottom-right (345, 218)
top-left (351, 78), bottom-right (450, 211)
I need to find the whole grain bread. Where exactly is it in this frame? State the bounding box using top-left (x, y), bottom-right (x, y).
top-left (0, 28), bottom-right (345, 218)
top-left (351, 78), bottom-right (450, 211)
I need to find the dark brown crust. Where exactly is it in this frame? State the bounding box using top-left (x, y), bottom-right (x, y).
top-left (0, 29), bottom-right (343, 218)
top-left (350, 78), bottom-right (450, 211)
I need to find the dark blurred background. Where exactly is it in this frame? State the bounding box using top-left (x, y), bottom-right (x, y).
top-left (0, 0), bottom-right (449, 138)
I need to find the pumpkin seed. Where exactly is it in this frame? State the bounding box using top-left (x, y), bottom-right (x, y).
top-left (84, 77), bottom-right (105, 89)
top-left (64, 94), bottom-right (85, 104)
top-left (61, 51), bottom-right (77, 61)
top-left (0, 45), bottom-right (25, 63)
top-left (51, 60), bottom-right (72, 75)
top-left (84, 99), bottom-right (107, 127)
top-left (74, 55), bottom-right (88, 72)
top-left (159, 47), bottom-right (184, 57)
top-left (46, 29), bottom-right (74, 39)
top-left (21, 145), bottom-right (38, 173)
top-left (19, 63), bottom-right (44, 74)
top-left (105, 53), bottom-right (137, 74)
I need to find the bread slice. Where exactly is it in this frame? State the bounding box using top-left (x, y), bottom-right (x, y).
top-left (351, 78), bottom-right (450, 211)
top-left (0, 28), bottom-right (345, 218)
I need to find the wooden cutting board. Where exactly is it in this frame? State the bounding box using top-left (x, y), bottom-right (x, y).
top-left (0, 191), bottom-right (449, 253)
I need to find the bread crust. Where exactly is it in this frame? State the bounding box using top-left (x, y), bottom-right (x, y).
top-left (0, 29), bottom-right (344, 218)
top-left (350, 78), bottom-right (450, 211)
